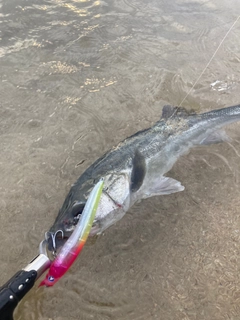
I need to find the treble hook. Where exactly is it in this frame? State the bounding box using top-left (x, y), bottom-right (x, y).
top-left (45, 230), bottom-right (64, 255)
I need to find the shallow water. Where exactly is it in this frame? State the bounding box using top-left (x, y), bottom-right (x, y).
top-left (1, 0), bottom-right (240, 319)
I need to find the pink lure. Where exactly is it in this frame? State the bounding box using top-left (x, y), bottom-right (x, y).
top-left (40, 180), bottom-right (104, 287)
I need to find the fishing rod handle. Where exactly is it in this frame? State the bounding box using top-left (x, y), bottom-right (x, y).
top-left (0, 269), bottom-right (37, 320)
top-left (0, 253), bottom-right (50, 320)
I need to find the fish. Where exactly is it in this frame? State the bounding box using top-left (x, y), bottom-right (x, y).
top-left (40, 180), bottom-right (104, 287)
top-left (48, 103), bottom-right (240, 246)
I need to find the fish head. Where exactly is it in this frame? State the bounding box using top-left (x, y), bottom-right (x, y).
top-left (48, 172), bottom-right (131, 250)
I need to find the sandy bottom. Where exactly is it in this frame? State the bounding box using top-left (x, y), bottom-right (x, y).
top-left (1, 0), bottom-right (240, 319)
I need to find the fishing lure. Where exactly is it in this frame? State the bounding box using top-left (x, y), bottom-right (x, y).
top-left (40, 180), bottom-right (104, 287)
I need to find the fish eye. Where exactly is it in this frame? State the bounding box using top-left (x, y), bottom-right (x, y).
top-left (71, 202), bottom-right (85, 219)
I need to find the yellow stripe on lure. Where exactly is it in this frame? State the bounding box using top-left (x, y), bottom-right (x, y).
top-left (40, 179), bottom-right (104, 287)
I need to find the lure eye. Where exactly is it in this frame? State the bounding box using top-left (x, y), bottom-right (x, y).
top-left (48, 276), bottom-right (55, 282)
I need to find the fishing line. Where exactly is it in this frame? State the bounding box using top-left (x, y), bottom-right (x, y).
top-left (180, 15), bottom-right (240, 107)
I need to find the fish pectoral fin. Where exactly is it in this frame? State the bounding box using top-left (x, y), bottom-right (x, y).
top-left (131, 149), bottom-right (146, 192)
top-left (142, 176), bottom-right (185, 198)
top-left (199, 129), bottom-right (230, 145)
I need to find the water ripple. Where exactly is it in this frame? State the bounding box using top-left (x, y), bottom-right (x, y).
top-left (1, 0), bottom-right (240, 320)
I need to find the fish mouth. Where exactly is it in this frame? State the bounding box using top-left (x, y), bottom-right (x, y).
top-left (63, 218), bottom-right (101, 235)
top-left (47, 201), bottom-right (87, 250)
top-left (46, 218), bottom-right (101, 251)
top-left (46, 229), bottom-right (68, 252)
top-left (46, 218), bottom-right (80, 251)
top-left (47, 198), bottom-right (103, 251)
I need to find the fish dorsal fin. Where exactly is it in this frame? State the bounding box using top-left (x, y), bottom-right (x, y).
top-left (130, 149), bottom-right (146, 193)
top-left (161, 105), bottom-right (195, 119)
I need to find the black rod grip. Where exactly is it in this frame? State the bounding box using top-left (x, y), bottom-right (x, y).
top-left (0, 269), bottom-right (37, 320)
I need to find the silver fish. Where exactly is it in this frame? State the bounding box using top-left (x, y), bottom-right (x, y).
top-left (48, 104), bottom-right (240, 244)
